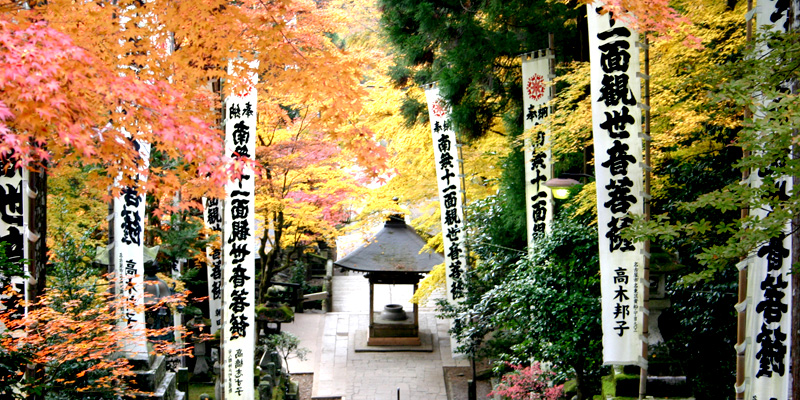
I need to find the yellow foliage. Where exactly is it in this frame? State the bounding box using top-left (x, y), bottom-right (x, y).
top-left (569, 182), bottom-right (599, 225)
top-left (549, 0), bottom-right (745, 211)
top-left (331, 2), bottom-right (508, 297)
top-left (410, 262), bottom-right (445, 305)
top-left (647, 0), bottom-right (745, 200)
top-left (47, 163), bottom-right (108, 254)
top-left (550, 62), bottom-right (593, 162)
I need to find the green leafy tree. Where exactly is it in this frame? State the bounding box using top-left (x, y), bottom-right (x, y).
top-left (628, 25), bottom-right (800, 399)
top-left (632, 27), bottom-right (800, 273)
top-left (264, 332), bottom-right (309, 375)
top-left (442, 218), bottom-right (603, 400)
top-left (378, 0), bottom-right (584, 140)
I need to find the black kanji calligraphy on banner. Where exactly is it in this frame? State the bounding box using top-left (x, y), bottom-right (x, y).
top-left (601, 140), bottom-right (637, 176)
top-left (211, 253), bottom-right (222, 279)
top-left (521, 50), bottom-right (554, 247)
top-left (755, 323), bottom-right (787, 377)
top-left (438, 134), bottom-right (451, 153)
top-left (613, 267), bottom-right (629, 284)
top-left (228, 220), bottom-right (251, 243)
top-left (203, 196), bottom-right (225, 336)
top-left (230, 198), bottom-right (249, 219)
top-left (613, 285), bottom-right (630, 302)
top-left (443, 190), bottom-right (458, 209)
top-left (441, 169), bottom-right (456, 185)
top-left (529, 167), bottom-right (547, 188)
top-left (232, 121), bottom-right (250, 146)
top-left (603, 176), bottom-right (637, 214)
top-left (229, 103), bottom-right (241, 119)
top-left (614, 303), bottom-right (630, 319)
top-left (596, 26), bottom-right (631, 41)
top-left (587, 4), bottom-right (644, 366)
top-left (526, 104), bottom-right (538, 122)
top-left (770, 0), bottom-right (791, 29)
top-left (447, 241), bottom-right (463, 260)
top-left (425, 86), bottom-right (468, 303)
top-left (439, 151), bottom-right (454, 170)
top-left (242, 102), bottom-right (254, 118)
top-left (229, 314), bottom-right (249, 337)
top-left (0, 182), bottom-right (22, 225)
top-left (229, 243), bottom-right (251, 264)
top-left (537, 106), bottom-right (548, 120)
top-left (229, 288), bottom-right (250, 313)
top-left (120, 209), bottom-right (142, 246)
top-left (531, 195), bottom-right (547, 223)
top-left (444, 207), bottom-right (461, 226)
top-left (598, 74), bottom-right (636, 107)
top-left (746, 4), bottom-right (794, 398)
top-left (599, 107), bottom-right (635, 139)
top-left (122, 186), bottom-right (141, 208)
top-left (613, 320), bottom-right (630, 336)
top-left (756, 273), bottom-right (788, 323)
top-left (212, 281), bottom-right (222, 300)
top-left (206, 199), bottom-right (222, 230)
top-left (757, 235), bottom-right (790, 271)
top-left (599, 40), bottom-right (631, 73)
top-left (445, 226), bottom-right (461, 242)
top-left (229, 265), bottom-right (251, 287)
top-left (223, 64), bottom-right (258, 399)
top-left (530, 152), bottom-right (546, 172)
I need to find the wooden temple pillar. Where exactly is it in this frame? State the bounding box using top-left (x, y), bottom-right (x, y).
top-left (369, 282), bottom-right (374, 329)
top-left (413, 283), bottom-right (419, 325)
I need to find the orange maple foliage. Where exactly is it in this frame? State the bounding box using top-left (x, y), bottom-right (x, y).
top-left (574, 0), bottom-right (700, 47)
top-left (0, 285), bottom-right (191, 398)
top-left (1, 0), bottom-right (379, 207)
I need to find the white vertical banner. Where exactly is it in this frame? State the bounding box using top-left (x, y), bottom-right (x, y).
top-left (424, 84), bottom-right (468, 303)
top-left (113, 138), bottom-right (151, 361)
top-left (0, 159), bottom-right (26, 315)
top-left (203, 197), bottom-right (224, 335)
top-left (521, 49), bottom-right (554, 247)
top-left (742, 2), bottom-right (795, 399)
top-left (223, 61), bottom-right (258, 400)
top-left (587, 4), bottom-right (646, 367)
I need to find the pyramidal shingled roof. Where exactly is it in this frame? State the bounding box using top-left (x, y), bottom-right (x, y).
top-left (334, 216), bottom-right (443, 274)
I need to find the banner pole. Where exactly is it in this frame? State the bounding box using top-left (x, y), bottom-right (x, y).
top-left (736, 1), bottom-right (753, 398)
top-left (638, 33), bottom-right (651, 400)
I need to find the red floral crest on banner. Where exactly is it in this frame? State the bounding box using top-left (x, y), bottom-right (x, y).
top-left (432, 98), bottom-right (448, 117)
top-left (527, 74), bottom-right (546, 101)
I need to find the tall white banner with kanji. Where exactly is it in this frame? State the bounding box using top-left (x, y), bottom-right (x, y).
top-left (587, 4), bottom-right (646, 367)
top-left (521, 49), bottom-right (554, 247)
top-left (223, 61), bottom-right (258, 400)
top-left (113, 138), bottom-right (150, 361)
top-left (203, 197), bottom-right (223, 335)
top-left (741, 2), bottom-right (795, 398)
top-left (424, 84), bottom-right (468, 303)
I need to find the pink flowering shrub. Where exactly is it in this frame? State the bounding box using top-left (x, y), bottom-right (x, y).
top-left (488, 362), bottom-right (564, 400)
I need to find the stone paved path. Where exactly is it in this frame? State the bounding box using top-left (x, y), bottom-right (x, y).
top-left (283, 275), bottom-right (468, 400)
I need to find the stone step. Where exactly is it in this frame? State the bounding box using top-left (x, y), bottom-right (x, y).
top-left (130, 355), bottom-right (166, 392)
top-left (133, 371), bottom-right (177, 400)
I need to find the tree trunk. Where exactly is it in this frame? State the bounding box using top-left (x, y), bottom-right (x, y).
top-left (258, 210), bottom-right (284, 303)
top-left (573, 356), bottom-right (586, 400)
